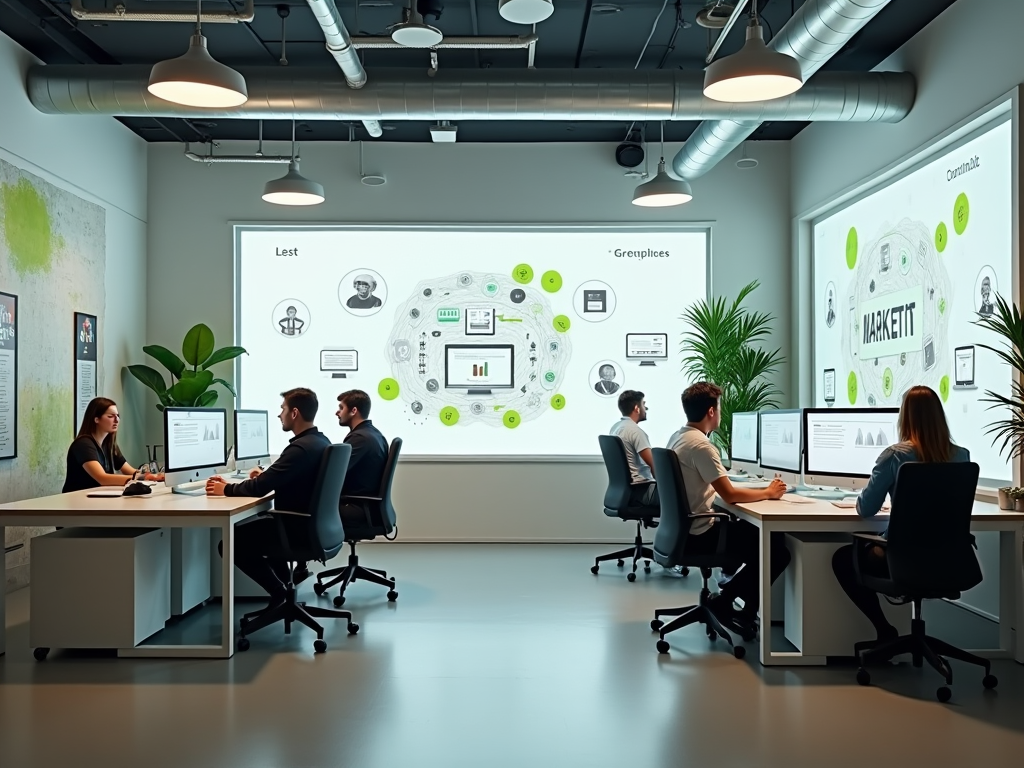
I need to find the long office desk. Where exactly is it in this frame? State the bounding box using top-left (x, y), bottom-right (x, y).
top-left (713, 496), bottom-right (1024, 667)
top-left (0, 487), bottom-right (271, 659)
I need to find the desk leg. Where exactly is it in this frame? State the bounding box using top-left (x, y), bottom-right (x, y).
top-left (1001, 526), bottom-right (1024, 663)
top-left (759, 521), bottom-right (771, 666)
top-left (1, 525), bottom-right (6, 657)
top-left (220, 518), bottom-right (235, 659)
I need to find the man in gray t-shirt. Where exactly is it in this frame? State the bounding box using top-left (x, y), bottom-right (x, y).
top-left (608, 390), bottom-right (658, 507)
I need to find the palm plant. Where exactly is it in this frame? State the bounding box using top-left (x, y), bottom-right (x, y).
top-left (681, 280), bottom-right (785, 459)
top-left (976, 294), bottom-right (1024, 459)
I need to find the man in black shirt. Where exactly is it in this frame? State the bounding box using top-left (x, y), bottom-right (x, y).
top-left (207, 388), bottom-right (330, 602)
top-left (335, 389), bottom-right (388, 534)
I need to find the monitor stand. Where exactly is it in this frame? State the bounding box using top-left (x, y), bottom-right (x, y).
top-left (467, 388), bottom-right (493, 395)
top-left (331, 373), bottom-right (348, 379)
top-left (639, 361), bottom-right (657, 367)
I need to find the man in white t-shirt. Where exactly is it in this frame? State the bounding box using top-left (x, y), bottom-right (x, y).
top-left (609, 390), bottom-right (658, 507)
top-left (668, 382), bottom-right (791, 628)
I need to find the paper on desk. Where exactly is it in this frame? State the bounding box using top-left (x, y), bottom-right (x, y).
top-left (780, 494), bottom-right (815, 504)
top-left (831, 500), bottom-right (889, 510)
top-left (87, 491), bottom-right (125, 498)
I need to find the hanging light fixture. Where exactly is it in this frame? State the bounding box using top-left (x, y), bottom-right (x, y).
top-left (148, 0), bottom-right (248, 108)
top-left (702, 5), bottom-right (802, 103)
top-left (391, 2), bottom-right (444, 47)
top-left (498, 0), bottom-right (554, 25)
top-left (262, 122), bottom-right (325, 206)
top-left (632, 123), bottom-right (692, 207)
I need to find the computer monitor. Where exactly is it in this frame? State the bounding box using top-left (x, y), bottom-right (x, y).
top-left (444, 344), bottom-right (515, 395)
top-left (625, 333), bottom-right (668, 366)
top-left (730, 411), bottom-right (759, 465)
top-left (233, 409), bottom-right (269, 472)
top-left (320, 348), bottom-right (358, 379)
top-left (803, 407), bottom-right (900, 478)
top-left (758, 409), bottom-right (802, 473)
top-left (164, 407), bottom-right (227, 492)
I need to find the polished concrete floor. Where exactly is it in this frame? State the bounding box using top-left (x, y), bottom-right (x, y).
top-left (2, 544), bottom-right (1023, 768)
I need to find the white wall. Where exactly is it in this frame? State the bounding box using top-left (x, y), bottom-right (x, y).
top-left (148, 139), bottom-right (791, 540)
top-left (0, 30), bottom-right (148, 588)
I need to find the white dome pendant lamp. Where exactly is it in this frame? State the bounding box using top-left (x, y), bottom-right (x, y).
top-left (262, 121), bottom-right (326, 206)
top-left (632, 122), bottom-right (693, 207)
top-left (703, 6), bottom-right (802, 103)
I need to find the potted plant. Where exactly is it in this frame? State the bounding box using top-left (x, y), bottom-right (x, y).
top-left (998, 486), bottom-right (1015, 511)
top-left (680, 280), bottom-right (785, 462)
top-left (125, 323), bottom-right (246, 410)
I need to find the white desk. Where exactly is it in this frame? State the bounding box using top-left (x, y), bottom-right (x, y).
top-left (714, 496), bottom-right (1024, 667)
top-left (0, 487), bottom-right (270, 659)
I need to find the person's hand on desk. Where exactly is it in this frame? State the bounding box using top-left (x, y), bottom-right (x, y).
top-left (206, 476), bottom-right (228, 496)
top-left (248, 467), bottom-right (264, 479)
top-left (764, 478), bottom-right (787, 500)
top-left (143, 472), bottom-right (164, 482)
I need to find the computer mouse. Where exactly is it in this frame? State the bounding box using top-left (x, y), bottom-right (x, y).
top-left (123, 482), bottom-right (152, 496)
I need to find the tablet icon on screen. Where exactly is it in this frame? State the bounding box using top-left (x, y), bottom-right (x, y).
top-left (954, 345), bottom-right (977, 389)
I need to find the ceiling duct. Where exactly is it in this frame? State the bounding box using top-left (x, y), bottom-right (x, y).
top-left (70, 0), bottom-right (254, 23)
top-left (674, 0), bottom-right (896, 180)
top-left (27, 67), bottom-right (914, 124)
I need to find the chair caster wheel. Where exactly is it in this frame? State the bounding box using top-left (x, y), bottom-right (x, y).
top-left (236, 637), bottom-right (250, 653)
top-left (314, 639), bottom-right (327, 654)
top-left (387, 590), bottom-right (398, 601)
top-left (626, 572), bottom-right (637, 582)
top-left (856, 668), bottom-right (871, 686)
top-left (644, 566), bottom-right (651, 574)
top-left (983, 674), bottom-right (998, 689)
top-left (333, 595), bottom-right (346, 608)
top-left (650, 619), bottom-right (663, 632)
top-left (936, 686), bottom-right (952, 703)
top-left (591, 565), bottom-right (599, 575)
top-left (741, 628), bottom-right (757, 643)
top-left (33, 647), bottom-right (49, 661)
top-left (347, 623), bottom-right (360, 635)
top-left (733, 645), bottom-right (746, 660)
top-left (707, 630), bottom-right (718, 642)
top-left (681, 567), bottom-right (690, 577)
top-left (656, 640), bottom-right (670, 654)
top-left (616, 559), bottom-right (624, 568)
top-left (313, 582), bottom-right (326, 596)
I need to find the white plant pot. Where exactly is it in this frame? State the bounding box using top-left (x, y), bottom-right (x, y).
top-left (999, 489), bottom-right (1014, 510)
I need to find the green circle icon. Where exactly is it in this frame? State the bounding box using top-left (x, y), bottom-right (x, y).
top-left (938, 297), bottom-right (947, 315)
top-left (939, 376), bottom-right (950, 403)
top-left (550, 394), bottom-right (566, 411)
top-left (439, 406), bottom-right (460, 426)
top-left (544, 371), bottom-right (556, 383)
top-left (553, 314), bottom-right (571, 333)
top-left (935, 221), bottom-right (948, 253)
top-left (503, 410), bottom-right (521, 429)
top-left (512, 264), bottom-right (534, 284)
top-left (847, 371), bottom-right (858, 405)
top-left (541, 270), bottom-right (563, 293)
top-left (882, 367), bottom-right (894, 397)
top-left (846, 227), bottom-right (858, 270)
top-left (378, 378), bottom-right (400, 401)
top-left (953, 192), bottom-right (970, 235)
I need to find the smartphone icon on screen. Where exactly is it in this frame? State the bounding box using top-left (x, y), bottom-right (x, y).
top-left (823, 368), bottom-right (836, 406)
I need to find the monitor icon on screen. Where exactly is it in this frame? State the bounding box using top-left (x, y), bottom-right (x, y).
top-left (320, 349), bottom-right (358, 379)
top-left (444, 344), bottom-right (515, 396)
top-left (584, 290), bottom-right (607, 313)
top-left (954, 345), bottom-right (977, 389)
top-left (625, 333), bottom-right (668, 366)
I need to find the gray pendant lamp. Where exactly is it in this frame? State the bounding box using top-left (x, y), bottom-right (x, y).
top-left (632, 123), bottom-right (693, 207)
top-left (262, 123), bottom-right (325, 206)
top-left (148, 0), bottom-right (248, 108)
top-left (703, 7), bottom-right (802, 103)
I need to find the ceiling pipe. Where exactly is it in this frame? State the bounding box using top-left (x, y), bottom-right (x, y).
top-left (351, 34), bottom-right (538, 49)
top-left (27, 66), bottom-right (914, 123)
top-left (705, 0), bottom-right (749, 64)
top-left (674, 0), bottom-right (896, 179)
top-left (184, 150), bottom-right (291, 164)
top-left (70, 0), bottom-right (254, 23)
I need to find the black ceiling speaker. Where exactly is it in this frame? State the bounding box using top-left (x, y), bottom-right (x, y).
top-left (615, 130), bottom-right (645, 169)
top-left (417, 0), bottom-right (444, 22)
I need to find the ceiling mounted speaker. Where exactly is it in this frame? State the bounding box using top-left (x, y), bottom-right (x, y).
top-left (615, 132), bottom-right (644, 168)
top-left (498, 0), bottom-right (554, 25)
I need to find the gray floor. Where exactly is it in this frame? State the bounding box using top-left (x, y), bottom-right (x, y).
top-left (2, 543), bottom-right (1023, 768)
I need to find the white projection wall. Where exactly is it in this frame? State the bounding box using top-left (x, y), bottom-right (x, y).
top-left (813, 118), bottom-right (1012, 482)
top-left (236, 226), bottom-right (708, 457)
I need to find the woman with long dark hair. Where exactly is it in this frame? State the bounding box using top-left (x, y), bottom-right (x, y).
top-left (62, 397), bottom-right (163, 493)
top-left (831, 385), bottom-right (970, 640)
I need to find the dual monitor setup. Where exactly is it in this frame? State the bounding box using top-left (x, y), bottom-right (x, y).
top-left (163, 407), bottom-right (271, 493)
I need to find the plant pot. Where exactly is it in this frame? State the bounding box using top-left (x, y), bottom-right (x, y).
top-left (999, 489), bottom-right (1014, 510)
top-left (1015, 498), bottom-right (1024, 512)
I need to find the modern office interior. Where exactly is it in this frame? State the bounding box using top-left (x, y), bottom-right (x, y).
top-left (2, 0), bottom-right (1024, 766)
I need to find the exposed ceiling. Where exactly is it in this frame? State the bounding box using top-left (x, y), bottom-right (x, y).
top-left (1, 0), bottom-right (958, 144)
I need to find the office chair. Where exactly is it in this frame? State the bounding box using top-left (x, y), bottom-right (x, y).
top-left (236, 444), bottom-right (358, 654)
top-left (314, 438), bottom-right (402, 607)
top-left (648, 448), bottom-right (749, 658)
top-left (851, 461), bottom-right (997, 702)
top-left (591, 435), bottom-right (670, 581)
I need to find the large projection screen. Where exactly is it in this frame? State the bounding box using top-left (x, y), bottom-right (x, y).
top-left (812, 116), bottom-right (1013, 483)
top-left (235, 225), bottom-right (709, 458)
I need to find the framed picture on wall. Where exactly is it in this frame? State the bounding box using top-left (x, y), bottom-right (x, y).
top-left (0, 291), bottom-right (18, 459)
top-left (74, 311), bottom-right (98, 433)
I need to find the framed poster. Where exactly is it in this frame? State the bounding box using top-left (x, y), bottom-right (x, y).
top-left (74, 312), bottom-right (98, 433)
top-left (0, 291), bottom-right (17, 459)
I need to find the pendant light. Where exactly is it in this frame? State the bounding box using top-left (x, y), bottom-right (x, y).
top-left (632, 123), bottom-right (692, 207)
top-left (702, 5), bottom-right (802, 103)
top-left (391, 4), bottom-right (444, 47)
top-left (262, 122), bottom-right (325, 206)
top-left (498, 0), bottom-right (554, 25)
top-left (148, 0), bottom-right (248, 108)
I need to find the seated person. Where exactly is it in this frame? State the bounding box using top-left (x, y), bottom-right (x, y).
top-left (63, 397), bottom-right (163, 492)
top-left (206, 388), bottom-right (330, 604)
top-left (831, 385), bottom-right (970, 642)
top-left (335, 389), bottom-right (388, 532)
top-left (669, 382), bottom-right (790, 628)
top-left (609, 389), bottom-right (658, 507)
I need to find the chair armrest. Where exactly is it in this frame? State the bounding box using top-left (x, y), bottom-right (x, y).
top-left (340, 495), bottom-right (382, 503)
top-left (852, 532), bottom-right (887, 546)
top-left (691, 512), bottom-right (732, 520)
top-left (261, 509), bottom-right (310, 517)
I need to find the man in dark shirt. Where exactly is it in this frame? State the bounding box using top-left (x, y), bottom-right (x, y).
top-left (335, 389), bottom-right (388, 534)
top-left (207, 388), bottom-right (330, 602)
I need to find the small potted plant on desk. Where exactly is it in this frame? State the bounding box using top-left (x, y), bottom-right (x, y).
top-left (998, 487), bottom-right (1024, 511)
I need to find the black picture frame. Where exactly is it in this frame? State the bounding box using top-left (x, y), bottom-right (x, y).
top-left (0, 291), bottom-right (18, 460)
top-left (73, 311), bottom-right (98, 433)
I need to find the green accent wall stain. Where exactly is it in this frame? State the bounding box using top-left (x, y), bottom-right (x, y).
top-left (2, 178), bottom-right (56, 275)
top-left (24, 385), bottom-right (73, 473)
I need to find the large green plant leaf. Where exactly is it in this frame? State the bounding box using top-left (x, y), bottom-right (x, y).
top-left (168, 369), bottom-right (214, 404)
top-left (144, 345), bottom-right (186, 379)
top-left (212, 377), bottom-right (236, 397)
top-left (976, 294), bottom-right (1024, 459)
top-left (127, 365), bottom-right (168, 396)
top-left (196, 391), bottom-right (219, 408)
top-left (201, 346), bottom-right (247, 370)
top-left (182, 323), bottom-right (216, 368)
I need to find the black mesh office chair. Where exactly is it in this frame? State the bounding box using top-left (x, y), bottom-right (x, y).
top-left (592, 434), bottom-right (666, 581)
top-left (236, 444), bottom-right (358, 654)
top-left (648, 448), bottom-right (749, 658)
top-left (851, 461), bottom-right (997, 702)
top-left (315, 438), bottom-right (402, 607)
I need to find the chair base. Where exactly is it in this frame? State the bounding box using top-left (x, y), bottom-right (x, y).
top-left (237, 577), bottom-right (356, 653)
top-left (650, 569), bottom-right (747, 658)
top-left (591, 521), bottom-right (655, 580)
top-left (315, 542), bottom-right (398, 606)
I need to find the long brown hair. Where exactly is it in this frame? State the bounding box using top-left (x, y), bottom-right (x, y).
top-left (898, 386), bottom-right (955, 462)
top-left (77, 397), bottom-right (120, 462)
